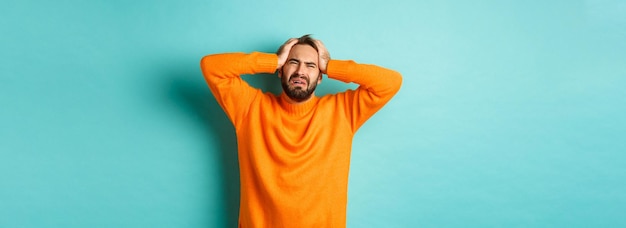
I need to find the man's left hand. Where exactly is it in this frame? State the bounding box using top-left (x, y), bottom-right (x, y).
top-left (314, 39), bottom-right (330, 74)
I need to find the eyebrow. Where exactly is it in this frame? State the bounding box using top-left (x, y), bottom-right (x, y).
top-left (289, 58), bottom-right (317, 66)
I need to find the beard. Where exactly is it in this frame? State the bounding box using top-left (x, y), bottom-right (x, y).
top-left (281, 74), bottom-right (319, 102)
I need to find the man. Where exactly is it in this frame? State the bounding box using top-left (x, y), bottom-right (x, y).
top-left (200, 35), bottom-right (402, 227)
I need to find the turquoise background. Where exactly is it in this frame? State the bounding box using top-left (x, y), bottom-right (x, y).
top-left (2, 0), bottom-right (625, 227)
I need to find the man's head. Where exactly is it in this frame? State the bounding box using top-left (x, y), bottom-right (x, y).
top-left (277, 35), bottom-right (323, 103)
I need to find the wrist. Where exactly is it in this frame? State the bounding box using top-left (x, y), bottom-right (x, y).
top-left (253, 52), bottom-right (280, 73)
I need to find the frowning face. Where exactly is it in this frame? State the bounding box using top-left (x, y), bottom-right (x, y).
top-left (279, 44), bottom-right (322, 102)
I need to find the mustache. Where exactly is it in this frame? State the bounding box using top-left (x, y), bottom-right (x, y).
top-left (289, 74), bottom-right (308, 80)
top-left (289, 74), bottom-right (309, 83)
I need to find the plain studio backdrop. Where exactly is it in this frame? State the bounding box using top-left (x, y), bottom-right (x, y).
top-left (1, 0), bottom-right (625, 227)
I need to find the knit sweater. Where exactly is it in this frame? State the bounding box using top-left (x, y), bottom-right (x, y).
top-left (200, 52), bottom-right (401, 227)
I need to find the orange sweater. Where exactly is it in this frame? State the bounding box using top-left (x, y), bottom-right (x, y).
top-left (200, 52), bottom-right (401, 227)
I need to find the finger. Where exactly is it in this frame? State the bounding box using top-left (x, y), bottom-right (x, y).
top-left (314, 40), bottom-right (330, 57)
top-left (314, 40), bottom-right (326, 50)
top-left (286, 38), bottom-right (298, 47)
top-left (283, 38), bottom-right (297, 46)
top-left (279, 38), bottom-right (299, 55)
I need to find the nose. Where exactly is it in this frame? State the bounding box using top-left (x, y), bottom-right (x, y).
top-left (295, 63), bottom-right (307, 75)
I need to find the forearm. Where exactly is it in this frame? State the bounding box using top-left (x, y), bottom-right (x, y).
top-left (326, 59), bottom-right (402, 97)
top-left (200, 52), bottom-right (278, 82)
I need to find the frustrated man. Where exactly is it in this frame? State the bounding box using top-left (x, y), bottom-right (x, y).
top-left (200, 34), bottom-right (402, 227)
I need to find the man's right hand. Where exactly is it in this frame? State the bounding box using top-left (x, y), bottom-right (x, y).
top-left (276, 38), bottom-right (298, 70)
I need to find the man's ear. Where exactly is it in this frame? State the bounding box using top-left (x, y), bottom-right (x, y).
top-left (277, 68), bottom-right (282, 78)
top-left (317, 74), bottom-right (323, 84)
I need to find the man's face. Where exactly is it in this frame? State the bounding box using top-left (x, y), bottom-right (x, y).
top-left (280, 44), bottom-right (322, 102)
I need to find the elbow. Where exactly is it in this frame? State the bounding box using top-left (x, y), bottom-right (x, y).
top-left (390, 70), bottom-right (403, 94)
top-left (200, 54), bottom-right (222, 78)
top-left (200, 55), bottom-right (214, 72)
top-left (372, 70), bottom-right (402, 99)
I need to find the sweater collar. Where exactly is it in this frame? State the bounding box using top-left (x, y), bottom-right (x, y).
top-left (279, 92), bottom-right (319, 115)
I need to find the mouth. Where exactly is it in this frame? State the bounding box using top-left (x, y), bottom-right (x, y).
top-left (289, 76), bottom-right (308, 87)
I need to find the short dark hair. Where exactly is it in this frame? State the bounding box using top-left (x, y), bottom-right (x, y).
top-left (276, 34), bottom-right (318, 54)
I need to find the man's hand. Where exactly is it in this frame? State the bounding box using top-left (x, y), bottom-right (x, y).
top-left (314, 39), bottom-right (330, 74)
top-left (277, 38), bottom-right (298, 70)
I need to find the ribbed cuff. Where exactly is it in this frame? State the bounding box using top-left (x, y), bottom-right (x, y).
top-left (326, 59), bottom-right (356, 83)
top-left (252, 52), bottom-right (279, 74)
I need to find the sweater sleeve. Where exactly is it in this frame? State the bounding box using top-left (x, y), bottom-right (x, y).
top-left (326, 59), bottom-right (402, 132)
top-left (200, 52), bottom-right (278, 125)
